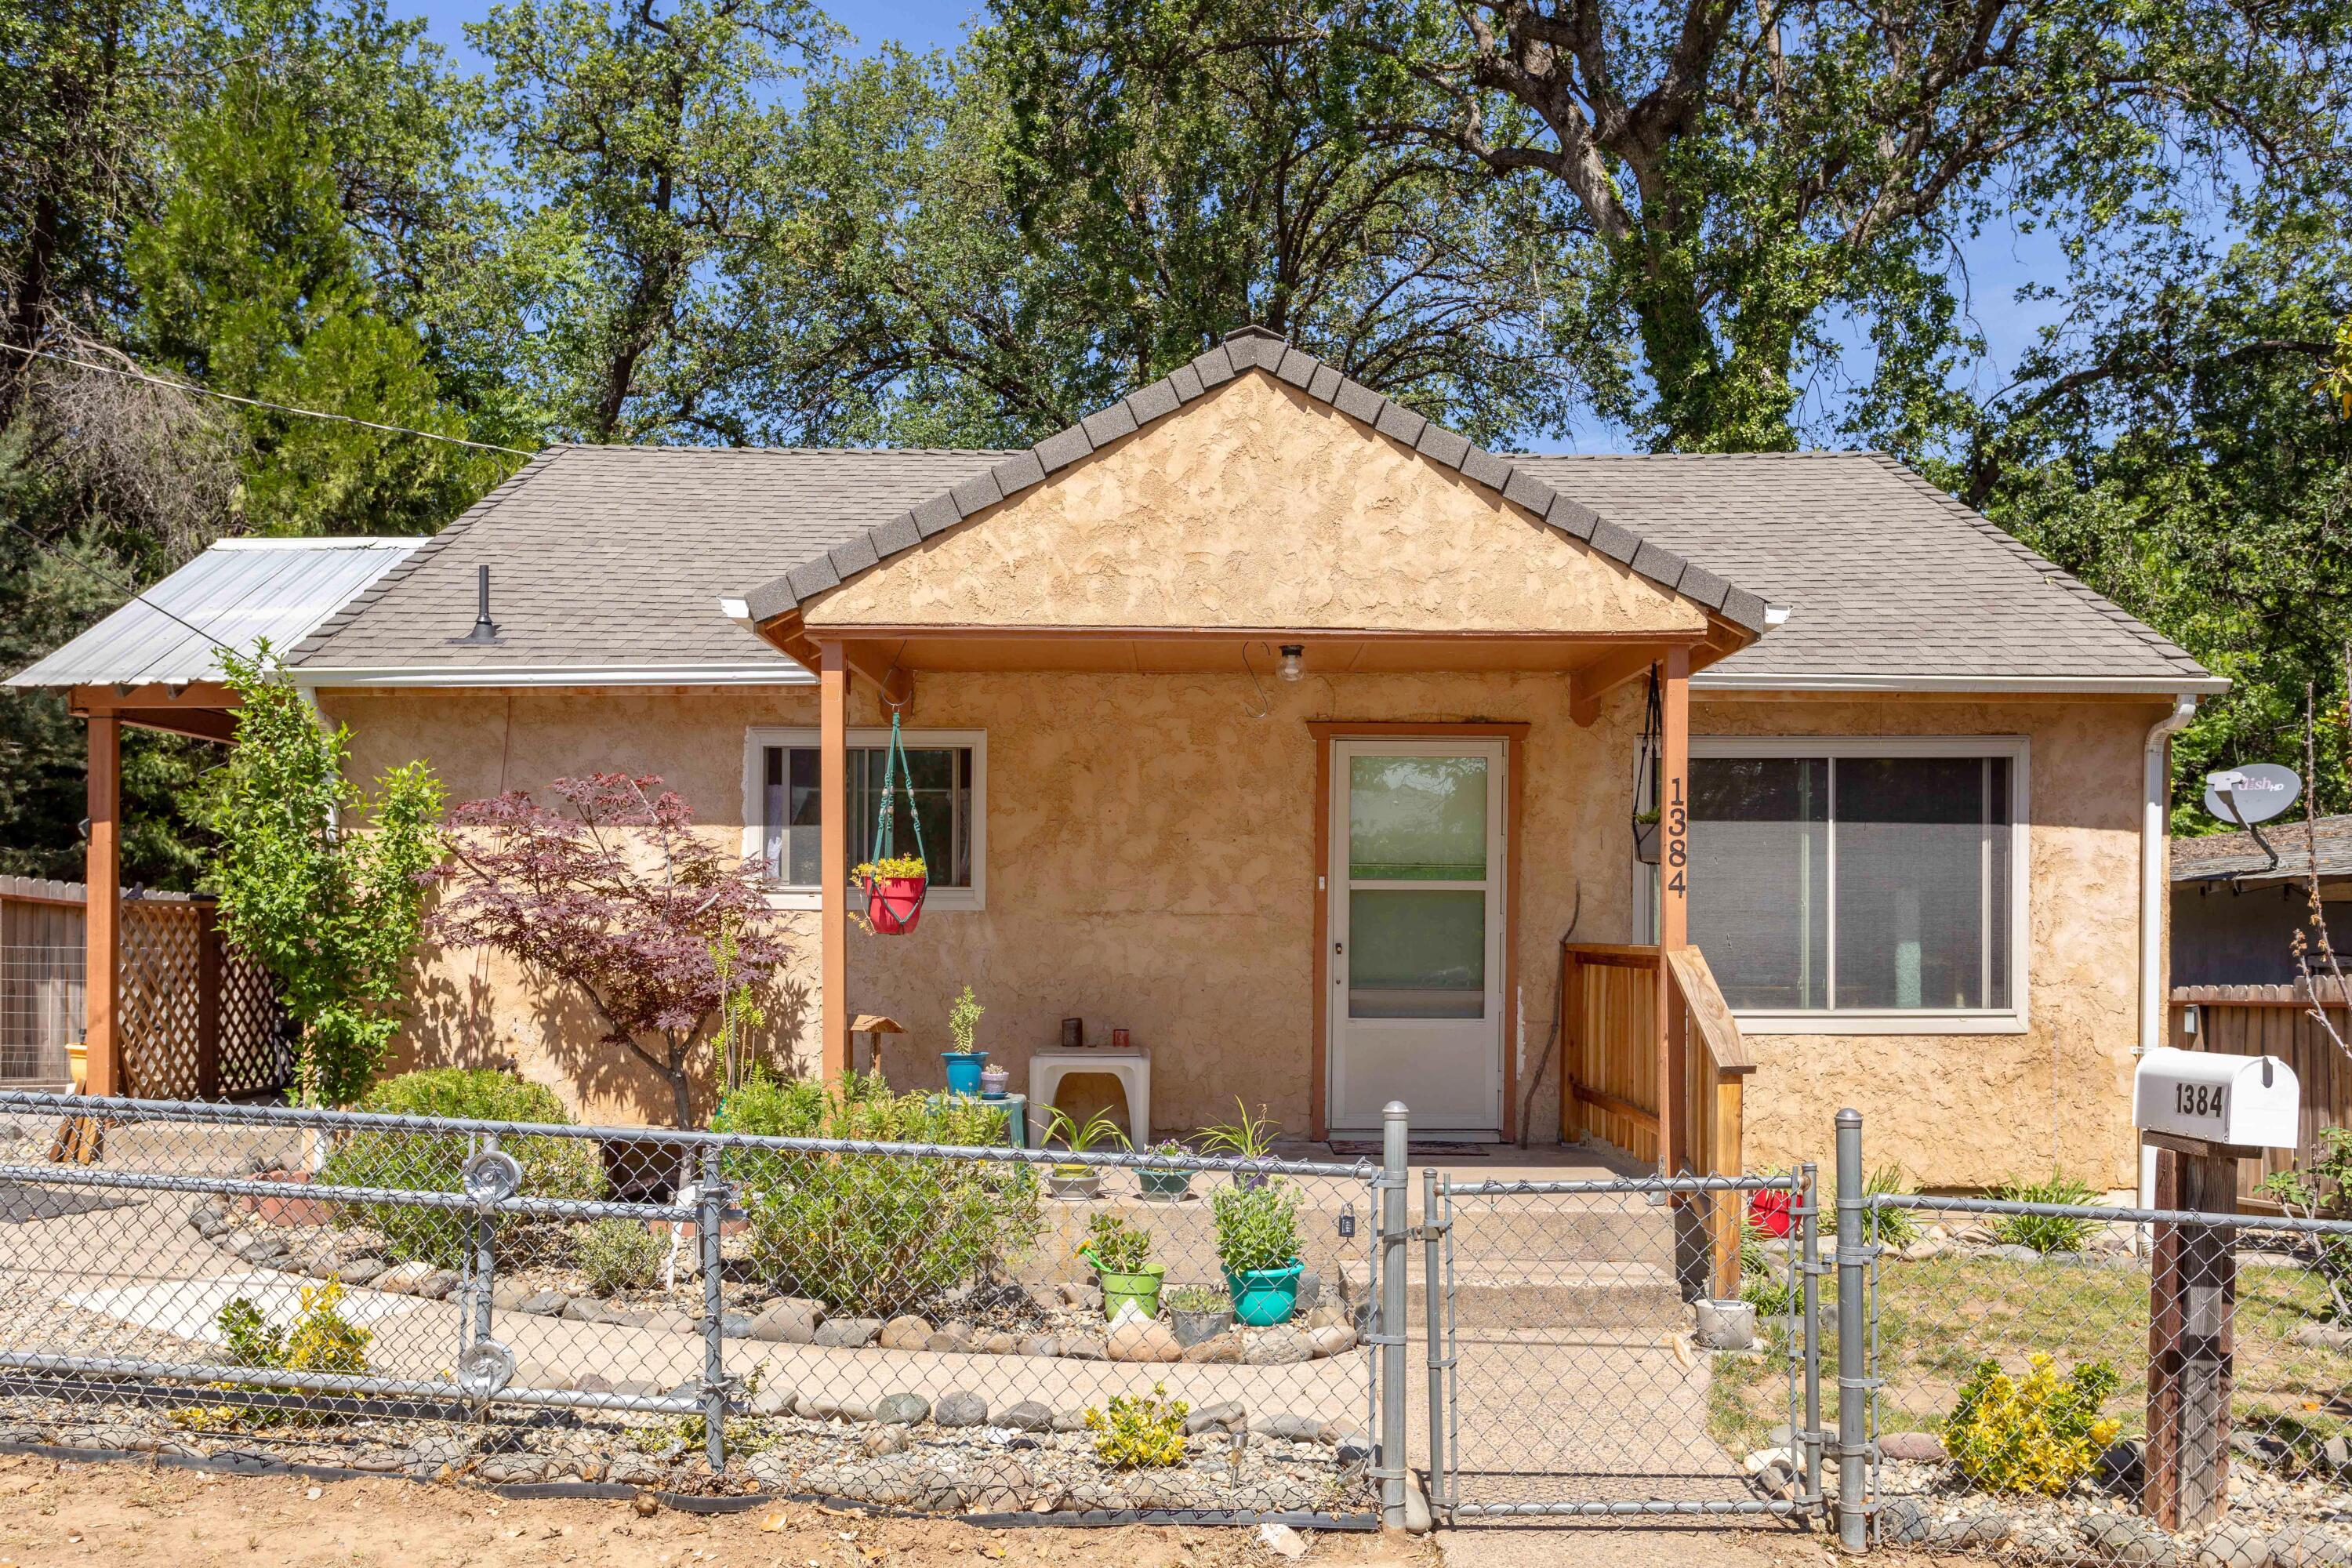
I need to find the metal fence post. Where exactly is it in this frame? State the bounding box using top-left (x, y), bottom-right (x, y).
top-left (1799, 1160), bottom-right (1824, 1513)
top-left (470, 1134), bottom-right (495, 1362)
top-left (1835, 1109), bottom-right (1869, 1552)
top-left (698, 1145), bottom-right (730, 1474)
top-left (1378, 1101), bottom-right (1410, 1528)
top-left (1421, 1165), bottom-right (1446, 1515)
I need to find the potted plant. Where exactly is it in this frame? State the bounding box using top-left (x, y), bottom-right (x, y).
top-left (1633, 808), bottom-right (1661, 865)
top-left (1044, 1106), bottom-right (1128, 1200)
top-left (1138, 1139), bottom-right (1195, 1201)
top-left (1213, 1179), bottom-right (1304, 1326)
top-left (1082, 1214), bottom-right (1164, 1320)
top-left (1199, 1100), bottom-right (1282, 1189)
top-left (941, 985), bottom-right (988, 1095)
top-left (855, 853), bottom-right (928, 935)
top-left (1164, 1284), bottom-right (1232, 1347)
top-left (978, 1063), bottom-right (1010, 1098)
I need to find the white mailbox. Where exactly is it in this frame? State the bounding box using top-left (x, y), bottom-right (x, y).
top-left (2133, 1047), bottom-right (2300, 1149)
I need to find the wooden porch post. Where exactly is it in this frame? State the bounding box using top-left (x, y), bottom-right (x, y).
top-left (84, 714), bottom-right (121, 1098)
top-left (1655, 647), bottom-right (1690, 1175)
top-left (818, 641), bottom-right (849, 1083)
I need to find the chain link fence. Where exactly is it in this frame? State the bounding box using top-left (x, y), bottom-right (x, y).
top-left (0, 1090), bottom-right (1382, 1524)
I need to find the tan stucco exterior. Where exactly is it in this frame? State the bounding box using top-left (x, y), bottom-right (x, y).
top-left (803, 374), bottom-right (1706, 637)
top-left (327, 678), bottom-right (2161, 1191)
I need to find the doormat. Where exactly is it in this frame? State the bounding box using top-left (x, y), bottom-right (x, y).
top-left (1323, 1141), bottom-right (1489, 1157)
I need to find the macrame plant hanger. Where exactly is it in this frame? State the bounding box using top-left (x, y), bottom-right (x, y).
top-left (862, 709), bottom-right (930, 933)
top-left (1632, 667), bottom-right (1664, 865)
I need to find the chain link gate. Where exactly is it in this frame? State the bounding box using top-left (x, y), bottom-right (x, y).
top-left (1424, 1168), bottom-right (1823, 1523)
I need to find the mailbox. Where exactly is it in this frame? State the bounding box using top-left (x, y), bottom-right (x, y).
top-left (2133, 1047), bottom-right (2300, 1149)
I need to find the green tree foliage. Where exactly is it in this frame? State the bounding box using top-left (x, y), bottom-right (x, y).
top-left (464, 0), bottom-right (836, 441)
top-left (1275, 0), bottom-right (2352, 452)
top-left (200, 646), bottom-right (445, 1105)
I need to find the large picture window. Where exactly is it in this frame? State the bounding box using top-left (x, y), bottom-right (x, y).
top-left (741, 728), bottom-right (985, 910)
top-left (1681, 738), bottom-right (2026, 1030)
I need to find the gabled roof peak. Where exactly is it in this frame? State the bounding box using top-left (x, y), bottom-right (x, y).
top-left (740, 335), bottom-right (1773, 633)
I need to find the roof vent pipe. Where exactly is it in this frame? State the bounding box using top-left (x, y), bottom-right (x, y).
top-left (452, 564), bottom-right (501, 645)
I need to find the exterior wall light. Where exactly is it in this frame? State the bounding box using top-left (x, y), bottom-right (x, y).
top-left (1277, 644), bottom-right (1305, 682)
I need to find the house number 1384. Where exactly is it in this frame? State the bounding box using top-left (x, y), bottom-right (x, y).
top-left (2173, 1083), bottom-right (2224, 1118)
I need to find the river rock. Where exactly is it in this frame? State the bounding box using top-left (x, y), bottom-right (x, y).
top-left (1307, 1324), bottom-right (1358, 1357)
top-left (1879, 1499), bottom-right (1933, 1546)
top-left (797, 1394), bottom-right (873, 1422)
top-left (1062, 1334), bottom-right (1108, 1360)
top-left (875, 1392), bottom-right (931, 1425)
top-left (1186, 1400), bottom-right (1247, 1436)
top-left (1022, 1334), bottom-right (1062, 1358)
top-left (745, 1451), bottom-right (796, 1490)
top-left (1253, 1412), bottom-right (1323, 1441)
top-left (1108, 1320), bottom-right (1183, 1362)
top-left (1244, 1328), bottom-right (1313, 1365)
top-left (607, 1452), bottom-right (670, 1486)
top-left (1067, 1479), bottom-right (1130, 1511)
top-left (374, 1260), bottom-right (437, 1295)
top-left (935, 1391), bottom-right (989, 1428)
top-left (879, 1314), bottom-right (933, 1351)
top-left (926, 1327), bottom-right (972, 1352)
top-left (517, 1289), bottom-right (569, 1316)
top-left (2197, 1524), bottom-right (2276, 1568)
top-left (982, 1331), bottom-right (1018, 1355)
top-left (1878, 1431), bottom-right (1946, 1462)
top-left (2088, 1514), bottom-right (2177, 1565)
top-left (1182, 1331), bottom-right (1244, 1363)
top-left (476, 1453), bottom-right (551, 1485)
top-left (814, 1316), bottom-right (882, 1348)
top-left (748, 1298), bottom-right (823, 1343)
top-left (749, 1381), bottom-right (795, 1417)
top-left (965, 1455), bottom-right (1032, 1512)
top-left (2292, 1323), bottom-right (2352, 1351)
top-left (1985, 1243), bottom-right (2045, 1263)
top-left (862, 1425), bottom-right (909, 1457)
top-left (998, 1400), bottom-right (1053, 1432)
top-left (2268, 1528), bottom-right (2352, 1566)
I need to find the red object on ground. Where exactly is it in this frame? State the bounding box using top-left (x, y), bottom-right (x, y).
top-left (1748, 1188), bottom-right (1795, 1238)
top-left (866, 875), bottom-right (927, 935)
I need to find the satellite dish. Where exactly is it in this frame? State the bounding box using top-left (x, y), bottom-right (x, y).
top-left (2204, 764), bottom-right (2302, 827)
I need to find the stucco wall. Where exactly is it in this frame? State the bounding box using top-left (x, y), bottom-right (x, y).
top-left (804, 373), bottom-right (1705, 637)
top-left (1697, 697), bottom-right (2167, 1192)
top-left (326, 682), bottom-right (2158, 1189)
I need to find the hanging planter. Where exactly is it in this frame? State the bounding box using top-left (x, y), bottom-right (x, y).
top-left (855, 855), bottom-right (928, 935)
top-left (1633, 813), bottom-right (1662, 866)
top-left (853, 711), bottom-right (930, 937)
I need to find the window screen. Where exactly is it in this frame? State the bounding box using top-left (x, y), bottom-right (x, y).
top-left (1686, 751), bottom-right (2013, 1013)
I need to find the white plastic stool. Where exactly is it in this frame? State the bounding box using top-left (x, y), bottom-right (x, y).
top-left (1026, 1048), bottom-right (1152, 1149)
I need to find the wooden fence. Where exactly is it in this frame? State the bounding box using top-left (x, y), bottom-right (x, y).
top-left (2169, 982), bottom-right (2352, 1209)
top-left (0, 879), bottom-right (290, 1099)
top-left (1558, 941), bottom-right (1758, 1297)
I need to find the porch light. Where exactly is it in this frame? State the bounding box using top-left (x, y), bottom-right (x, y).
top-left (1277, 644), bottom-right (1305, 682)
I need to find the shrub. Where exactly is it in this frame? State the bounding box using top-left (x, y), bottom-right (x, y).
top-left (1212, 1180), bottom-right (1301, 1276)
top-left (713, 1069), bottom-right (1042, 1317)
top-left (218, 1283), bottom-right (371, 1375)
top-left (574, 1218), bottom-right (667, 1296)
top-left (1944, 1353), bottom-right (2122, 1495)
top-left (1988, 1174), bottom-right (2103, 1254)
top-left (1084, 1214), bottom-right (1152, 1273)
top-left (318, 1069), bottom-right (603, 1269)
top-left (1820, 1165), bottom-right (1920, 1249)
top-left (1086, 1384), bottom-right (1189, 1468)
top-left (2258, 1127), bottom-right (2352, 1320)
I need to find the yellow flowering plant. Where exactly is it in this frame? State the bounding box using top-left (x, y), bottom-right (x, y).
top-left (1944, 1352), bottom-right (2122, 1495)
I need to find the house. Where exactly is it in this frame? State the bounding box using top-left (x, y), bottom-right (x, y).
top-left (2172, 815), bottom-right (2352, 988)
top-left (11, 329), bottom-right (2226, 1192)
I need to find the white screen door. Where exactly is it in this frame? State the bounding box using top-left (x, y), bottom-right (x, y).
top-left (1328, 739), bottom-right (1506, 1134)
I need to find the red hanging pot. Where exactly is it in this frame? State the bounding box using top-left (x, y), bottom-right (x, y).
top-left (1748, 1188), bottom-right (1795, 1239)
top-left (865, 874), bottom-right (928, 935)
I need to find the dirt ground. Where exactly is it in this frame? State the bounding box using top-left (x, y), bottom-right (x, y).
top-left (0, 1454), bottom-right (1430, 1568)
top-left (0, 1454), bottom-right (1982, 1568)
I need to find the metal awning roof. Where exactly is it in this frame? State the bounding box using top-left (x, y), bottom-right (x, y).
top-left (6, 537), bottom-right (423, 690)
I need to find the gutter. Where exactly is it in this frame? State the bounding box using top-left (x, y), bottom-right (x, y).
top-left (2138, 694), bottom-right (2200, 1214)
top-left (1690, 670), bottom-right (2231, 695)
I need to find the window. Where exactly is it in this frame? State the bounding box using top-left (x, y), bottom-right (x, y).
top-left (1673, 738), bottom-right (2027, 1031)
top-left (742, 728), bottom-right (985, 910)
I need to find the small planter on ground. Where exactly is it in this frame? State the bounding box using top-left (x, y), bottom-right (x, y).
top-left (1213, 1175), bottom-right (1304, 1326)
top-left (1044, 1107), bottom-right (1127, 1203)
top-left (1166, 1284), bottom-right (1234, 1346)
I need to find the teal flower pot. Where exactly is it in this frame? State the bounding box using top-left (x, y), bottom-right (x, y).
top-left (1223, 1259), bottom-right (1304, 1327)
top-left (941, 1051), bottom-right (986, 1095)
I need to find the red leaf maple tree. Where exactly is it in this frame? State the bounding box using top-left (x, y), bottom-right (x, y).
top-left (434, 772), bottom-right (790, 1125)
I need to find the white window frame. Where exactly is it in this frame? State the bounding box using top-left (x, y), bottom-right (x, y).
top-left (1664, 735), bottom-right (2031, 1036)
top-left (739, 727), bottom-right (988, 913)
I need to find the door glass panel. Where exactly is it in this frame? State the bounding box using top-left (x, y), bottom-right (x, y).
top-left (1348, 755), bottom-right (1488, 880)
top-left (1348, 890), bottom-right (1486, 1018)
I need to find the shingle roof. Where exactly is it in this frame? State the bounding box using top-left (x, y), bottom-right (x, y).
top-left (292, 445), bottom-right (1003, 674)
top-left (9, 536), bottom-right (421, 688)
top-left (737, 328), bottom-right (1770, 633)
top-left (1508, 452), bottom-right (2217, 689)
top-left (2175, 815), bottom-right (2352, 884)
top-left (285, 342), bottom-right (2218, 694)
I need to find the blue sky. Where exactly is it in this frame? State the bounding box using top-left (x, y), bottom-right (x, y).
top-left (408, 0), bottom-right (2073, 452)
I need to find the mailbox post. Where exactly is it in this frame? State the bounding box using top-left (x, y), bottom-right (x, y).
top-left (2132, 1049), bottom-right (2300, 1533)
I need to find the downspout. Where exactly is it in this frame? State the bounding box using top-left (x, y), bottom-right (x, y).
top-left (2137, 695), bottom-right (2199, 1212)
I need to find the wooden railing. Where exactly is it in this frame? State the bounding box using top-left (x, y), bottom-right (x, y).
top-left (1559, 941), bottom-right (1758, 1298)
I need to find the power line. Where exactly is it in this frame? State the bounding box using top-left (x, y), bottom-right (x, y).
top-left (2, 342), bottom-right (539, 456)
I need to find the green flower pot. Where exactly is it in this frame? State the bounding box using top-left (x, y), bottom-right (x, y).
top-left (1223, 1259), bottom-right (1304, 1327)
top-left (1096, 1261), bottom-right (1165, 1322)
top-left (1138, 1165), bottom-right (1193, 1201)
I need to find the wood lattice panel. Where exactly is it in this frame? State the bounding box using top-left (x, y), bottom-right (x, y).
top-left (118, 898), bottom-right (290, 1101)
top-left (216, 946), bottom-right (292, 1096)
